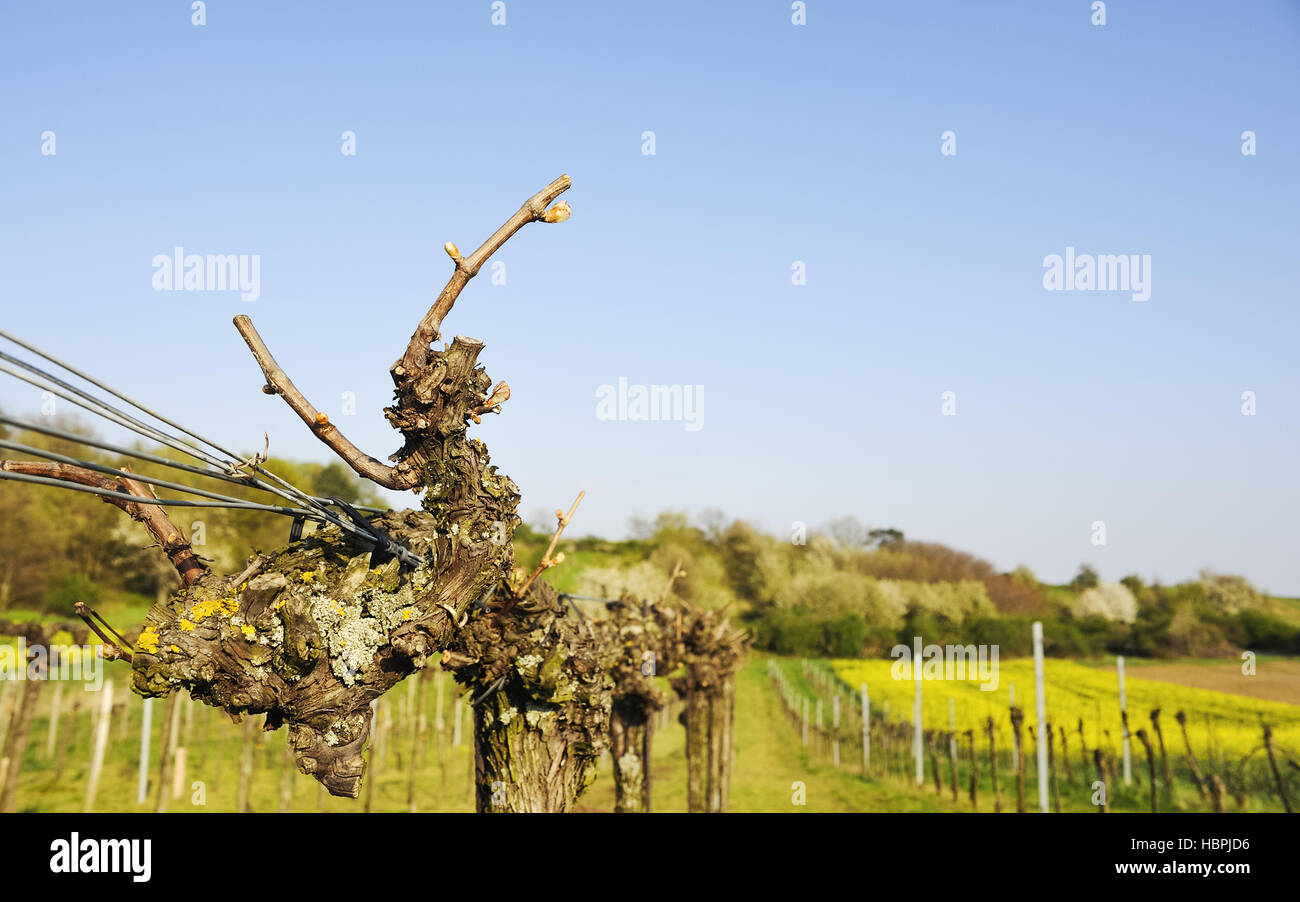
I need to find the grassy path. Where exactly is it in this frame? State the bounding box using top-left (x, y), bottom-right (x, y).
top-left (577, 658), bottom-right (958, 812)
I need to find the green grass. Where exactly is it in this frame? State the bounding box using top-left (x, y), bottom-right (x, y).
top-left (8, 653), bottom-right (1284, 812)
top-left (578, 658), bottom-right (957, 812)
top-left (5, 657), bottom-right (960, 813)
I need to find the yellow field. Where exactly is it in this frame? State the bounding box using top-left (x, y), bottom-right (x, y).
top-left (832, 657), bottom-right (1300, 763)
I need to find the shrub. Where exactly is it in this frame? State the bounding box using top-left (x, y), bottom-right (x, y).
top-left (1073, 581), bottom-right (1138, 624)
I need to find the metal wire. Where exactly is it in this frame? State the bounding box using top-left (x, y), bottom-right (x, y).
top-left (0, 413), bottom-right (383, 514)
top-left (0, 330), bottom-right (412, 557)
top-left (0, 333), bottom-right (367, 533)
top-left (0, 358), bottom-right (230, 471)
top-left (0, 469), bottom-right (331, 517)
top-left (0, 331), bottom-right (337, 510)
top-left (0, 437), bottom-right (322, 514)
top-left (0, 360), bottom-right (358, 530)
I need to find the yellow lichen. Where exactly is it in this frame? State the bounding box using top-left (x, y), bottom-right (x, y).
top-left (189, 594), bottom-right (238, 621)
top-left (137, 627), bottom-right (160, 654)
top-left (179, 619), bottom-right (195, 631)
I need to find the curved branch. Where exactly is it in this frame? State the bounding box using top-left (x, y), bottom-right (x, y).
top-left (399, 174), bottom-right (572, 374)
top-left (0, 460), bottom-right (206, 586)
top-left (232, 315), bottom-right (416, 490)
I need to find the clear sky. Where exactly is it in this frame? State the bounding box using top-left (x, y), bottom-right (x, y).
top-left (1, 2), bottom-right (1297, 592)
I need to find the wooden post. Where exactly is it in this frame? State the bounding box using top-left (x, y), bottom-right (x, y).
top-left (82, 678), bottom-right (114, 812)
top-left (406, 674), bottom-right (422, 812)
top-left (1032, 621), bottom-right (1048, 813)
top-left (0, 680), bottom-right (13, 758)
top-left (136, 696), bottom-right (152, 805)
top-left (1136, 728), bottom-right (1157, 813)
top-left (946, 729), bottom-right (959, 802)
top-left (861, 684), bottom-right (870, 774)
top-left (1059, 725), bottom-right (1072, 785)
top-left (1009, 683), bottom-right (1018, 771)
top-left (986, 716), bottom-right (1001, 812)
top-left (1077, 717), bottom-right (1088, 777)
top-left (947, 697), bottom-right (957, 797)
top-left (966, 729), bottom-right (978, 810)
top-left (927, 730), bottom-right (943, 795)
top-left (1174, 710), bottom-right (1206, 800)
top-left (1263, 723), bottom-right (1293, 813)
top-left (1208, 773), bottom-right (1225, 813)
top-left (815, 698), bottom-right (823, 758)
top-left (1010, 705), bottom-right (1026, 813)
top-left (195, 701), bottom-right (209, 770)
top-left (1046, 720), bottom-right (1061, 812)
top-left (279, 740), bottom-right (294, 812)
top-left (45, 678), bottom-right (62, 759)
top-left (182, 693), bottom-right (194, 745)
top-left (172, 746), bottom-right (187, 801)
top-left (1150, 707), bottom-right (1173, 807)
top-left (453, 685), bottom-right (464, 747)
top-left (1093, 749), bottom-right (1107, 813)
top-left (236, 714), bottom-right (257, 813)
top-left (435, 670), bottom-right (447, 789)
top-left (1117, 656), bottom-right (1132, 785)
top-left (832, 695), bottom-right (840, 767)
top-left (801, 696), bottom-right (808, 747)
top-left (913, 666), bottom-right (924, 786)
top-left (881, 701), bottom-right (891, 777)
top-left (154, 692), bottom-right (179, 813)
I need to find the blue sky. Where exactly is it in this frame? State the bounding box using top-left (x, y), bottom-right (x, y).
top-left (1, 2), bottom-right (1298, 591)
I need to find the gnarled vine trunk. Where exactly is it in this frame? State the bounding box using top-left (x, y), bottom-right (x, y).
top-left (444, 579), bottom-right (612, 812)
top-left (602, 599), bottom-right (680, 813)
top-left (2, 176), bottom-right (574, 800)
top-left (671, 606), bottom-right (749, 813)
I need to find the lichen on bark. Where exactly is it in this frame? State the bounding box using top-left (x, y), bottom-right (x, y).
top-left (6, 176), bottom-right (573, 801)
top-left (131, 323), bottom-right (524, 797)
top-left (443, 579), bottom-right (614, 812)
top-left (602, 599), bottom-right (681, 813)
top-left (670, 605), bottom-right (749, 812)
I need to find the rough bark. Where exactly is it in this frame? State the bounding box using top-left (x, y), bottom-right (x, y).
top-left (602, 599), bottom-right (679, 813)
top-left (444, 579), bottom-right (612, 812)
top-left (3, 176), bottom-right (572, 801)
top-left (670, 605), bottom-right (748, 813)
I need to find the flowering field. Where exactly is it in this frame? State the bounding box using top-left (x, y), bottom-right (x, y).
top-left (830, 657), bottom-right (1300, 764)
